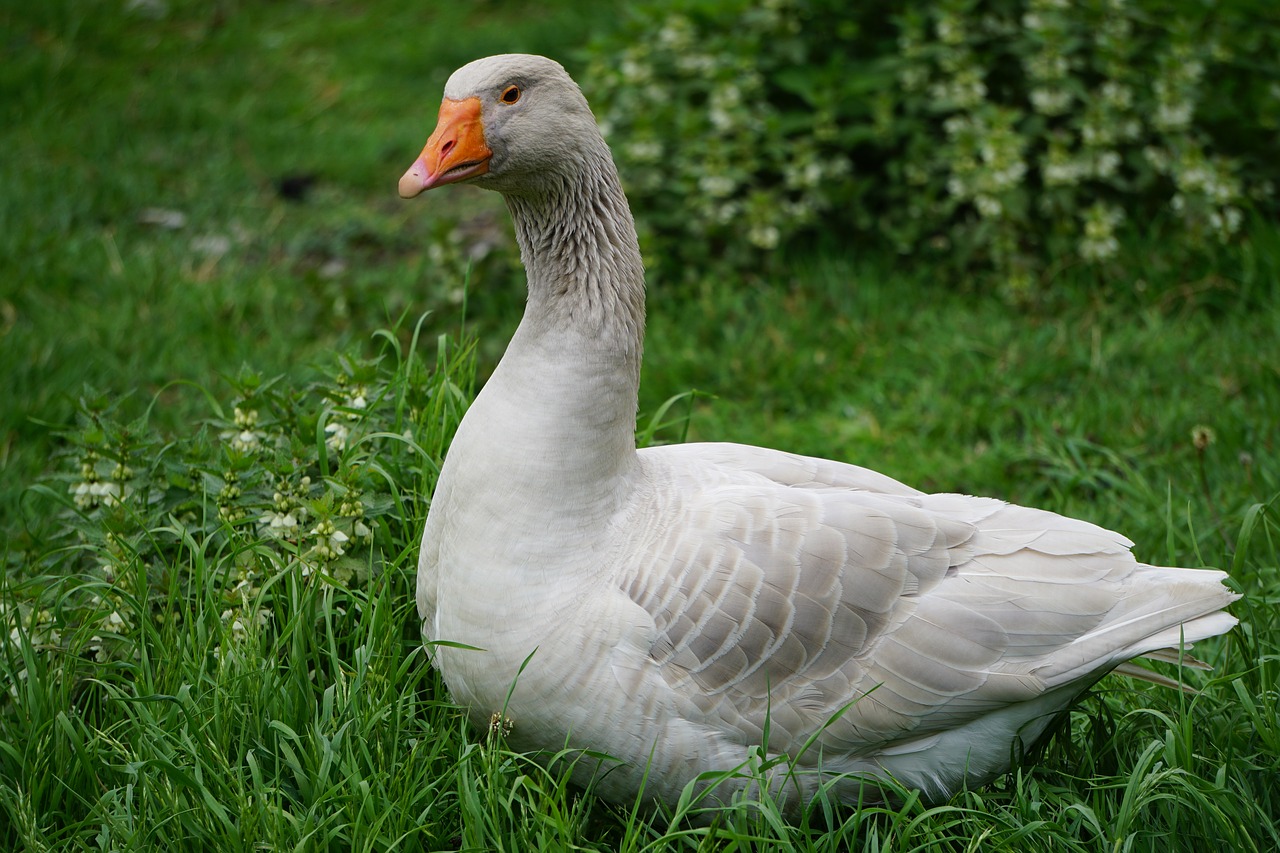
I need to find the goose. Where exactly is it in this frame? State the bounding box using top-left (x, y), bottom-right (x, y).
top-left (399, 54), bottom-right (1239, 811)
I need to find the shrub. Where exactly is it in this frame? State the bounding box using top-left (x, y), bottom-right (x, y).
top-left (582, 0), bottom-right (1280, 292)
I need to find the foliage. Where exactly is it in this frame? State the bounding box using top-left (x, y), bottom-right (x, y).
top-left (5, 242), bottom-right (1280, 847)
top-left (0, 320), bottom-right (1274, 845)
top-left (4, 300), bottom-right (1280, 849)
top-left (0, 0), bottom-right (541, 515)
top-left (0, 323), bottom-right (474, 848)
top-left (4, 320), bottom-right (468, 695)
top-left (583, 0), bottom-right (1280, 292)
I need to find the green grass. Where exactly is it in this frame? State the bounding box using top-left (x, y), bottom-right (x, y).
top-left (2, 1), bottom-right (1278, 850)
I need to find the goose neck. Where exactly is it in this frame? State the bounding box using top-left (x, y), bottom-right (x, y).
top-left (502, 148), bottom-right (646, 365)
top-left (456, 146), bottom-right (647, 500)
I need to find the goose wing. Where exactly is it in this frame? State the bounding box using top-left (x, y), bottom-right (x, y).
top-left (624, 444), bottom-right (1233, 757)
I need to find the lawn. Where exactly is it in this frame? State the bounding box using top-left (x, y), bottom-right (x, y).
top-left (2, 1), bottom-right (1277, 850)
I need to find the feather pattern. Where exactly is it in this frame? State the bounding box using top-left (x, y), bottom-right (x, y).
top-left (407, 54), bottom-right (1239, 812)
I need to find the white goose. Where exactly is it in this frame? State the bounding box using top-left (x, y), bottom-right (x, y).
top-left (399, 54), bottom-right (1238, 811)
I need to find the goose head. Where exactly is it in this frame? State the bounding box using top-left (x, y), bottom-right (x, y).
top-left (398, 54), bottom-right (603, 200)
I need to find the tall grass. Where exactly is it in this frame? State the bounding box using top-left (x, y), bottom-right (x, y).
top-left (3, 289), bottom-right (1276, 848)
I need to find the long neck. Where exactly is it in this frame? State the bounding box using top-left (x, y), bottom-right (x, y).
top-left (451, 140), bottom-right (646, 522)
top-left (505, 145), bottom-right (646, 377)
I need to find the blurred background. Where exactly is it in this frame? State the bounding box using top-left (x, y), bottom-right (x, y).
top-left (2, 0), bottom-right (1277, 524)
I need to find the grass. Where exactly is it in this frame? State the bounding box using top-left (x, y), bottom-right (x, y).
top-left (2, 1), bottom-right (1278, 850)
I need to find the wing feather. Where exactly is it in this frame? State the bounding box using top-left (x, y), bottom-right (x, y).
top-left (623, 444), bottom-right (1237, 759)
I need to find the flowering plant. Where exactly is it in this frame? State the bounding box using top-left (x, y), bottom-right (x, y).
top-left (3, 338), bottom-right (473, 696)
top-left (584, 0), bottom-right (1278, 292)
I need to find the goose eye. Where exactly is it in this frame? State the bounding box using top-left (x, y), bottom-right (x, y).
top-left (500, 85), bottom-right (521, 105)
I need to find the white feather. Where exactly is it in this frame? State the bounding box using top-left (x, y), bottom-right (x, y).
top-left (409, 53), bottom-right (1239, 812)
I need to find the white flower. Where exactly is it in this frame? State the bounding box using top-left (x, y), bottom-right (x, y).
top-left (230, 430), bottom-right (261, 453)
top-left (1079, 203), bottom-right (1124, 261)
top-left (943, 115), bottom-right (970, 136)
top-left (936, 14), bottom-right (962, 44)
top-left (1094, 150), bottom-right (1121, 179)
top-left (1081, 122), bottom-right (1112, 146)
top-left (324, 421), bottom-right (349, 451)
top-left (86, 635), bottom-right (109, 662)
top-left (1027, 50), bottom-right (1069, 82)
top-left (784, 199), bottom-right (816, 222)
top-left (747, 224), bottom-right (780, 250)
top-left (223, 607), bottom-right (270, 638)
top-left (898, 66), bottom-right (928, 91)
top-left (1155, 99), bottom-right (1193, 130)
top-left (71, 480), bottom-right (95, 509)
top-left (1225, 206), bottom-right (1243, 233)
top-left (1101, 81), bottom-right (1133, 109)
top-left (625, 140), bottom-right (663, 163)
top-left (221, 411), bottom-right (266, 453)
top-left (975, 195), bottom-right (1003, 218)
top-left (259, 510), bottom-right (299, 537)
top-left (657, 16), bottom-right (692, 49)
top-left (713, 201), bottom-right (741, 224)
top-left (710, 85), bottom-right (741, 111)
top-left (675, 53), bottom-right (716, 75)
top-left (1030, 87), bottom-right (1071, 115)
top-left (71, 479), bottom-right (129, 509)
top-left (1178, 164), bottom-right (1212, 193)
top-left (1080, 235), bottom-right (1119, 261)
top-left (709, 108), bottom-right (734, 132)
top-left (930, 71), bottom-right (987, 109)
top-left (784, 160), bottom-right (824, 190)
top-left (1209, 206), bottom-right (1243, 239)
top-left (1180, 59), bottom-right (1205, 85)
top-left (309, 521), bottom-right (349, 561)
top-left (619, 57), bottom-right (650, 84)
top-left (697, 174), bottom-right (736, 198)
top-left (1044, 149), bottom-right (1086, 186)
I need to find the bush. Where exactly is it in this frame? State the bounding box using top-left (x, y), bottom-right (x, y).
top-left (582, 0), bottom-right (1280, 292)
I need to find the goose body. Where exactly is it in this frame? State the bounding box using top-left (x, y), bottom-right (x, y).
top-left (401, 54), bottom-right (1238, 810)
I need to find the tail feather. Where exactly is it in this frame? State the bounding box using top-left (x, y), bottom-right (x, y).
top-left (1132, 609), bottom-right (1239, 654)
top-left (1042, 567), bottom-right (1238, 688)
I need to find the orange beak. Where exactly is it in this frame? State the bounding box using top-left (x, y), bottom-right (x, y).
top-left (399, 97), bottom-right (492, 198)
